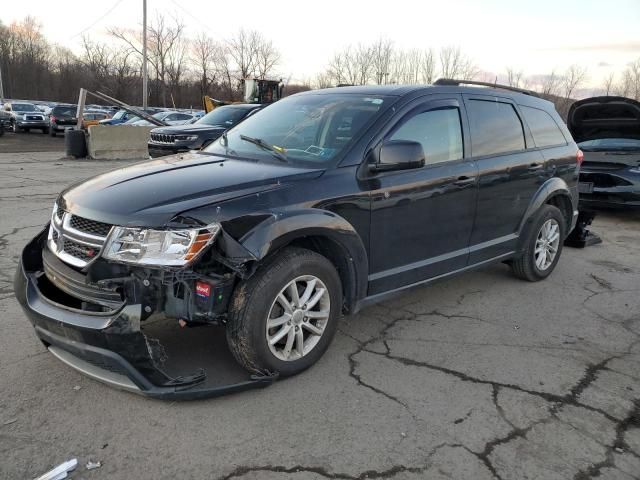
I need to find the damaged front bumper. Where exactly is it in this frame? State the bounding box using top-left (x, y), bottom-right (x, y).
top-left (14, 229), bottom-right (277, 400)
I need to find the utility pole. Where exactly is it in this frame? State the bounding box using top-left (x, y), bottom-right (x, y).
top-left (0, 65), bottom-right (5, 104)
top-left (142, 0), bottom-right (148, 109)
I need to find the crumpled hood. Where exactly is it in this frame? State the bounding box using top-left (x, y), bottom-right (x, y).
top-left (59, 152), bottom-right (323, 227)
top-left (568, 96), bottom-right (640, 143)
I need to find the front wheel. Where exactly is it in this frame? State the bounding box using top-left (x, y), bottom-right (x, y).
top-left (226, 247), bottom-right (342, 377)
top-left (510, 204), bottom-right (565, 281)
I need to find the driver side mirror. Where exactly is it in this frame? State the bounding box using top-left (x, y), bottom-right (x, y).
top-left (370, 140), bottom-right (425, 173)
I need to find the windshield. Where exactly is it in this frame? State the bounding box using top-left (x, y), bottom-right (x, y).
top-left (198, 107), bottom-right (252, 127)
top-left (54, 106), bottom-right (76, 116)
top-left (203, 93), bottom-right (389, 165)
top-left (579, 138), bottom-right (640, 151)
top-left (13, 103), bottom-right (37, 112)
top-left (112, 110), bottom-right (127, 120)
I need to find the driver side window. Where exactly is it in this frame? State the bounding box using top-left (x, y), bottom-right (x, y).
top-left (390, 108), bottom-right (463, 165)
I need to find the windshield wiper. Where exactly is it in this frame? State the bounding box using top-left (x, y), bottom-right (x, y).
top-left (239, 135), bottom-right (288, 162)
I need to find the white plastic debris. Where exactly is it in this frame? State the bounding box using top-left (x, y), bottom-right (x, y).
top-left (73, 385), bottom-right (81, 391)
top-left (34, 458), bottom-right (78, 480)
top-left (86, 460), bottom-right (102, 470)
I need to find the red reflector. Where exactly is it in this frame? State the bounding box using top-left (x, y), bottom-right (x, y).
top-left (577, 149), bottom-right (584, 166)
top-left (195, 281), bottom-right (211, 298)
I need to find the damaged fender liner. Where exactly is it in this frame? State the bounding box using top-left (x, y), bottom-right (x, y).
top-left (14, 230), bottom-right (277, 400)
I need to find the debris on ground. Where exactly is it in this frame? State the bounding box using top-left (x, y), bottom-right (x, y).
top-left (34, 458), bottom-right (78, 480)
top-left (86, 460), bottom-right (102, 470)
top-left (3, 418), bottom-right (18, 426)
top-left (73, 385), bottom-right (81, 391)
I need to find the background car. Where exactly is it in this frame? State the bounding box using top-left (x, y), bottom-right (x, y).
top-left (48, 104), bottom-right (77, 137)
top-left (82, 111), bottom-right (111, 129)
top-left (4, 101), bottom-right (48, 133)
top-left (148, 104), bottom-right (262, 157)
top-left (130, 110), bottom-right (195, 126)
top-left (567, 96), bottom-right (640, 209)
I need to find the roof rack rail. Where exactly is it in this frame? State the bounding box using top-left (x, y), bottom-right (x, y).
top-left (433, 78), bottom-right (540, 97)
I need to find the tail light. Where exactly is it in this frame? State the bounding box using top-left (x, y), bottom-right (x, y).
top-left (576, 149), bottom-right (584, 167)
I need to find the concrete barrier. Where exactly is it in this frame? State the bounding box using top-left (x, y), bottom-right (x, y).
top-left (87, 125), bottom-right (154, 160)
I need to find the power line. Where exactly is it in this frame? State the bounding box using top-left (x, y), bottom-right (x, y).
top-left (168, 0), bottom-right (224, 39)
top-left (69, 0), bottom-right (125, 40)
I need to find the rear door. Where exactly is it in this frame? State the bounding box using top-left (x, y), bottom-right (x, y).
top-left (367, 95), bottom-right (478, 295)
top-left (463, 94), bottom-right (544, 264)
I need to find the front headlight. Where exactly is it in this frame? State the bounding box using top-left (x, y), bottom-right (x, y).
top-left (102, 224), bottom-right (221, 266)
top-left (176, 135), bottom-right (198, 142)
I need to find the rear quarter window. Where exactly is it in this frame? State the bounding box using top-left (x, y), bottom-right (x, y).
top-left (466, 99), bottom-right (525, 157)
top-left (520, 106), bottom-right (566, 148)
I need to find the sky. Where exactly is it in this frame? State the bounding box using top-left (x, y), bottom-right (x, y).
top-left (3, 0), bottom-right (640, 90)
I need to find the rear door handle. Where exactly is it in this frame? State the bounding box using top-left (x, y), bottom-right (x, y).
top-left (528, 163), bottom-right (544, 171)
top-left (453, 175), bottom-right (476, 186)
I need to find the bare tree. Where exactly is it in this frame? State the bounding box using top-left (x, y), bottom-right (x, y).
top-left (226, 29), bottom-right (260, 82)
top-left (314, 72), bottom-right (333, 89)
top-left (616, 58), bottom-right (640, 100)
top-left (371, 38), bottom-right (393, 85)
top-left (255, 36), bottom-right (280, 79)
top-left (506, 67), bottom-right (525, 88)
top-left (439, 46), bottom-right (477, 80)
top-left (191, 33), bottom-right (222, 97)
top-left (603, 72), bottom-right (615, 96)
top-left (420, 49), bottom-right (436, 84)
top-left (562, 64), bottom-right (588, 101)
top-left (110, 13), bottom-right (186, 106)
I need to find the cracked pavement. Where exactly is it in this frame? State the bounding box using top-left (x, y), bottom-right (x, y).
top-left (1, 138), bottom-right (639, 479)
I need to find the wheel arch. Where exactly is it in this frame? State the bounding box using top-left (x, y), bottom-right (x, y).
top-left (238, 209), bottom-right (369, 314)
top-left (517, 178), bottom-right (575, 250)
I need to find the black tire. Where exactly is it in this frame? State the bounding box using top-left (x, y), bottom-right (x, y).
top-left (42, 127), bottom-right (49, 134)
top-left (25, 128), bottom-right (30, 132)
top-left (226, 246), bottom-right (342, 377)
top-left (510, 204), bottom-right (566, 281)
top-left (50, 127), bottom-right (56, 137)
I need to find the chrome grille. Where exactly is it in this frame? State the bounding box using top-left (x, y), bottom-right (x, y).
top-left (150, 133), bottom-right (177, 144)
top-left (69, 216), bottom-right (112, 237)
top-left (48, 206), bottom-right (113, 268)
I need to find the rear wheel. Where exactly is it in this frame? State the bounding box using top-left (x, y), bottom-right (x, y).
top-left (226, 247), bottom-right (342, 376)
top-left (511, 204), bottom-right (565, 281)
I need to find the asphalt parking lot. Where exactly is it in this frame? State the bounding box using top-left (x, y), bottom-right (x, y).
top-left (1, 133), bottom-right (639, 480)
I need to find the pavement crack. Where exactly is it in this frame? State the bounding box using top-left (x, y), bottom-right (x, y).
top-left (217, 442), bottom-right (458, 479)
top-left (573, 399), bottom-right (640, 479)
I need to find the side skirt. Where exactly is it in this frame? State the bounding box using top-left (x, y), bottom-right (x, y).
top-left (353, 251), bottom-right (516, 314)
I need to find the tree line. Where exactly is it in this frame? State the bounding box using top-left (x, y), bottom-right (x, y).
top-left (1, 16), bottom-right (639, 116)
top-left (0, 15), bottom-right (284, 108)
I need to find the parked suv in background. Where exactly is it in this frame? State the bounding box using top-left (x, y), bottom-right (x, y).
top-left (49, 104), bottom-right (77, 137)
top-left (567, 96), bottom-right (640, 209)
top-left (148, 104), bottom-right (262, 157)
top-left (5, 102), bottom-right (48, 133)
top-left (15, 81), bottom-right (580, 398)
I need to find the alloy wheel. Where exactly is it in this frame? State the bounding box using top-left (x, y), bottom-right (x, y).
top-left (534, 219), bottom-right (560, 271)
top-left (266, 275), bottom-right (330, 361)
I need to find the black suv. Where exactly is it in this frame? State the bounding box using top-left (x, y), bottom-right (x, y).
top-left (49, 104), bottom-right (77, 137)
top-left (148, 104), bottom-right (262, 157)
top-left (15, 81), bottom-right (580, 398)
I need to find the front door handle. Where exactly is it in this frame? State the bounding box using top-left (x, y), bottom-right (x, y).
top-left (453, 175), bottom-right (476, 186)
top-left (528, 163), bottom-right (544, 171)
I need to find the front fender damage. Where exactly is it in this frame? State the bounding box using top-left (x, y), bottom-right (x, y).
top-left (17, 227), bottom-right (276, 399)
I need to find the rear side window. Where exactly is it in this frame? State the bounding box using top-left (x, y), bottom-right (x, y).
top-left (466, 100), bottom-right (525, 157)
top-left (520, 106), bottom-right (566, 148)
top-left (390, 108), bottom-right (463, 165)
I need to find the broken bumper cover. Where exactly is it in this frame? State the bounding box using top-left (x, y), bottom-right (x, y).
top-left (14, 230), bottom-right (277, 400)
